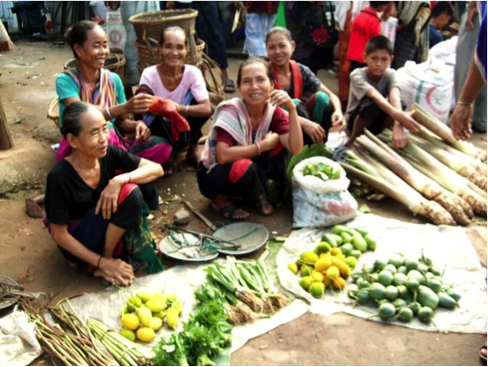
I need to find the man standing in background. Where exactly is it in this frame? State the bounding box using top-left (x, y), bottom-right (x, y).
top-left (454, 1), bottom-right (486, 133)
top-left (243, 1), bottom-right (279, 57)
top-left (104, 0), bottom-right (159, 87)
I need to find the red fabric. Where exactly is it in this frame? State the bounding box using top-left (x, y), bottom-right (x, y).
top-left (111, 183), bottom-right (138, 257)
top-left (229, 159), bottom-right (253, 183)
top-left (149, 97), bottom-right (190, 141)
top-left (245, 1), bottom-right (280, 13)
top-left (346, 7), bottom-right (382, 63)
top-left (270, 60), bottom-right (304, 100)
top-left (215, 107), bottom-right (290, 147)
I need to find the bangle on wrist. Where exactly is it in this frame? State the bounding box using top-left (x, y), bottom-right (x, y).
top-left (128, 173), bottom-right (131, 183)
top-left (457, 101), bottom-right (473, 106)
top-left (185, 105), bottom-right (189, 115)
top-left (105, 107), bottom-right (114, 119)
top-left (97, 255), bottom-right (103, 270)
top-left (256, 142), bottom-right (261, 155)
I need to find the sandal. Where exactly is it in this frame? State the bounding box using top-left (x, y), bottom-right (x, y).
top-left (256, 197), bottom-right (274, 216)
top-left (209, 203), bottom-right (249, 221)
top-left (481, 343), bottom-right (487, 363)
top-left (162, 159), bottom-right (174, 178)
top-left (224, 78), bottom-right (236, 93)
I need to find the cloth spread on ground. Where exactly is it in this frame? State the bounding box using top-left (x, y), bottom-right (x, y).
top-left (65, 241), bottom-right (309, 361)
top-left (0, 308), bottom-right (42, 366)
top-left (277, 214), bottom-right (487, 334)
top-left (200, 98), bottom-right (277, 171)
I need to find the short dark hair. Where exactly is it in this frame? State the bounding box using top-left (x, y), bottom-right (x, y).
top-left (60, 101), bottom-right (92, 139)
top-left (265, 26), bottom-right (293, 45)
top-left (431, 1), bottom-right (454, 18)
top-left (369, 1), bottom-right (390, 10)
top-left (159, 26), bottom-right (187, 46)
top-left (365, 35), bottom-right (393, 55)
top-left (236, 58), bottom-right (276, 86)
top-left (64, 20), bottom-right (99, 58)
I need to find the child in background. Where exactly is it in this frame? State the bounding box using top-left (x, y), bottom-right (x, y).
top-left (429, 1), bottom-right (454, 48)
top-left (347, 1), bottom-right (390, 74)
top-left (345, 36), bottom-right (420, 148)
top-left (243, 1), bottom-right (279, 57)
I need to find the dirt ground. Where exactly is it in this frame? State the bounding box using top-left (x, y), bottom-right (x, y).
top-left (0, 41), bottom-right (486, 366)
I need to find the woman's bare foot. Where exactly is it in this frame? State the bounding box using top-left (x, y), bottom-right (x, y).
top-left (257, 196), bottom-right (274, 216)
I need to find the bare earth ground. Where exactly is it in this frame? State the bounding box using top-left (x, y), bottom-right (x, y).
top-left (0, 41), bottom-right (486, 366)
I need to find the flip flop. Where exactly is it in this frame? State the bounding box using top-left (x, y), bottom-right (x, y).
top-left (162, 160), bottom-right (174, 177)
top-left (209, 203), bottom-right (249, 221)
top-left (480, 343), bottom-right (487, 363)
top-left (224, 78), bottom-right (236, 93)
top-left (256, 197), bottom-right (274, 216)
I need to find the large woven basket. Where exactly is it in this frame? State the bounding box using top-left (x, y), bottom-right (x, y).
top-left (129, 9), bottom-right (201, 65)
top-left (136, 38), bottom-right (205, 72)
top-left (129, 9), bottom-right (198, 44)
top-left (63, 48), bottom-right (126, 84)
top-left (47, 97), bottom-right (59, 129)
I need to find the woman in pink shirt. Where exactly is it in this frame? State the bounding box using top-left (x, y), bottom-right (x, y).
top-left (139, 26), bottom-right (212, 176)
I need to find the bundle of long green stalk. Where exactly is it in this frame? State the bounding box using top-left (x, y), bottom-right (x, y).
top-left (412, 104), bottom-right (487, 163)
top-left (232, 257), bottom-right (288, 313)
top-left (205, 262), bottom-right (266, 315)
top-left (356, 131), bottom-right (470, 225)
top-left (195, 279), bottom-right (257, 325)
top-left (341, 152), bottom-right (455, 225)
top-left (397, 140), bottom-right (487, 217)
top-left (391, 132), bottom-right (487, 191)
top-left (31, 311), bottom-right (119, 366)
top-left (89, 319), bottom-right (150, 366)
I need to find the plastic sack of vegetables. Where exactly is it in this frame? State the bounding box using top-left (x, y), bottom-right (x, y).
top-left (292, 156), bottom-right (358, 228)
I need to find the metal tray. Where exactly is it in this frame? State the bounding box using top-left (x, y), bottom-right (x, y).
top-left (159, 233), bottom-right (219, 262)
top-left (214, 223), bottom-right (269, 255)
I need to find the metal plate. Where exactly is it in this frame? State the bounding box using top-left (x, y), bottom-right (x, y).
top-left (214, 223), bottom-right (269, 255)
top-left (0, 276), bottom-right (21, 311)
top-left (159, 233), bottom-right (219, 262)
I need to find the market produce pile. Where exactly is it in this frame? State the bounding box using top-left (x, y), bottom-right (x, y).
top-left (200, 257), bottom-right (289, 325)
top-left (119, 292), bottom-right (183, 343)
top-left (288, 225), bottom-right (377, 299)
top-left (339, 104), bottom-right (487, 226)
top-left (27, 303), bottom-right (149, 366)
top-left (302, 162), bottom-right (341, 182)
top-left (348, 251), bottom-right (461, 325)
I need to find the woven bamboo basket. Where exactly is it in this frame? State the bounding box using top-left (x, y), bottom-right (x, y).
top-left (129, 9), bottom-right (198, 44)
top-left (129, 9), bottom-right (201, 66)
top-left (63, 48), bottom-right (126, 84)
top-left (47, 97), bottom-right (59, 129)
top-left (136, 38), bottom-right (205, 72)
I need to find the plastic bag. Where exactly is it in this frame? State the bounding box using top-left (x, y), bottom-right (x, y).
top-left (381, 17), bottom-right (398, 47)
top-left (397, 58), bottom-right (453, 123)
top-left (292, 157), bottom-right (357, 228)
top-left (107, 11), bottom-right (126, 50)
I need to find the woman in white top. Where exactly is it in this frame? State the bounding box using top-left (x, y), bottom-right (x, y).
top-left (139, 26), bottom-right (212, 176)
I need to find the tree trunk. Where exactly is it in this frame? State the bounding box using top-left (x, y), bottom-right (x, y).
top-left (0, 96), bottom-right (13, 150)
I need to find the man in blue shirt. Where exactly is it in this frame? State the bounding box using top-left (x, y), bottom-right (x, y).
top-left (429, 1), bottom-right (454, 48)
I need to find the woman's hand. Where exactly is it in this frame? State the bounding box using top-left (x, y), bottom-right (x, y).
top-left (301, 119), bottom-right (326, 144)
top-left (450, 104), bottom-right (473, 140)
top-left (260, 131), bottom-right (280, 151)
top-left (135, 121), bottom-right (151, 143)
top-left (269, 90), bottom-right (296, 111)
top-left (331, 110), bottom-right (347, 133)
top-left (96, 177), bottom-right (125, 220)
top-left (99, 257), bottom-right (135, 287)
top-left (125, 94), bottom-right (154, 115)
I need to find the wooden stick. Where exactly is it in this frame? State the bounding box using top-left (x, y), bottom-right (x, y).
top-left (183, 201), bottom-right (216, 232)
